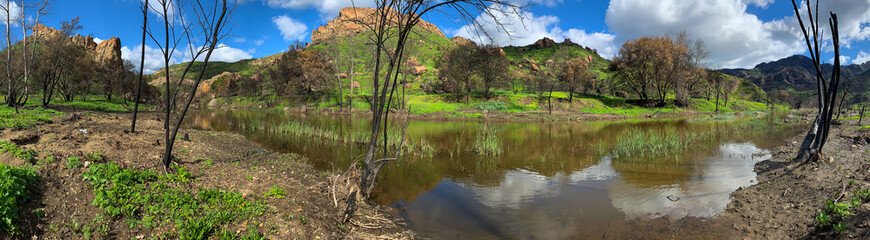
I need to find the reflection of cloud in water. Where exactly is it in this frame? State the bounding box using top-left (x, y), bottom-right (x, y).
top-left (459, 169), bottom-right (559, 209)
top-left (460, 157), bottom-right (619, 210)
top-left (569, 156), bottom-right (618, 182)
top-left (608, 143), bottom-right (770, 220)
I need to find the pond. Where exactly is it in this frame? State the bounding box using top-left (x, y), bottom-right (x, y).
top-left (184, 110), bottom-right (805, 239)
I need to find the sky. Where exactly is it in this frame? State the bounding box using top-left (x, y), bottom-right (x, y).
top-left (2, 0), bottom-right (869, 73)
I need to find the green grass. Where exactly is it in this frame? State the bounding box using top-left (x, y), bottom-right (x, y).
top-left (472, 128), bottom-right (503, 156)
top-left (0, 106), bottom-right (63, 129)
top-left (0, 141), bottom-right (38, 163)
top-left (54, 99), bottom-right (135, 112)
top-left (0, 164), bottom-right (40, 233)
top-left (81, 162), bottom-right (267, 239)
top-left (261, 120), bottom-right (434, 155)
top-left (814, 189), bottom-right (870, 232)
top-left (608, 129), bottom-right (712, 160)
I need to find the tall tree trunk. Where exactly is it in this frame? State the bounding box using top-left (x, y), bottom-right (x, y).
top-left (163, 0), bottom-right (229, 170)
top-left (161, 1), bottom-right (172, 168)
top-left (5, 0), bottom-right (15, 113)
top-left (349, 54), bottom-right (354, 112)
top-left (792, 0), bottom-right (842, 162)
top-left (131, 0), bottom-right (148, 133)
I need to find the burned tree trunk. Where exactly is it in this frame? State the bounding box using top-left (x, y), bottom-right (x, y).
top-left (791, 0), bottom-right (842, 162)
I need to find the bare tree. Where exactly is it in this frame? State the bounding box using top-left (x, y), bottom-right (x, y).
top-left (14, 0), bottom-right (50, 107)
top-left (440, 41), bottom-right (477, 103)
top-left (352, 0), bottom-right (524, 201)
top-left (130, 0), bottom-right (149, 133)
top-left (559, 57), bottom-right (593, 103)
top-left (791, 0), bottom-right (842, 162)
top-left (1, 0), bottom-right (16, 112)
top-left (148, 0), bottom-right (234, 170)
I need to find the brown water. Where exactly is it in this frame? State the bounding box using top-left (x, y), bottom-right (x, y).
top-left (184, 110), bottom-right (805, 239)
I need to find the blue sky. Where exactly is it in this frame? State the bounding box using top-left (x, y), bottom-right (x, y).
top-left (4, 0), bottom-right (870, 73)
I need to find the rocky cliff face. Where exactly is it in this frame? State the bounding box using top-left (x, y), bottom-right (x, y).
top-left (311, 7), bottom-right (445, 43)
top-left (30, 24), bottom-right (122, 68)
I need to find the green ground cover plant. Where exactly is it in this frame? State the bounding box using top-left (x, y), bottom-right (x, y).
top-left (0, 164), bottom-right (40, 233)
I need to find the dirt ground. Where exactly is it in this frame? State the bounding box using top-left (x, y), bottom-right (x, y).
top-left (713, 118), bottom-right (870, 239)
top-left (0, 107), bottom-right (414, 239)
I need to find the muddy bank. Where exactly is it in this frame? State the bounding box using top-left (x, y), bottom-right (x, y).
top-left (0, 108), bottom-right (413, 239)
top-left (715, 119), bottom-right (870, 239)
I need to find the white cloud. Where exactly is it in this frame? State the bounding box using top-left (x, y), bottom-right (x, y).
top-left (829, 55), bottom-right (851, 65)
top-left (453, 5), bottom-right (561, 47)
top-left (122, 43), bottom-right (252, 74)
top-left (265, 0), bottom-right (373, 19)
top-left (140, 0), bottom-right (176, 19)
top-left (741, 0), bottom-right (773, 8)
top-left (207, 44), bottom-right (253, 62)
top-left (272, 15), bottom-right (308, 42)
top-left (508, 0), bottom-right (563, 7)
top-left (795, 0), bottom-right (870, 48)
top-left (233, 37), bottom-right (246, 43)
top-left (560, 29), bottom-right (619, 59)
top-left (453, 6), bottom-right (619, 58)
top-left (605, 0), bottom-right (806, 68)
top-left (121, 44), bottom-right (177, 74)
top-left (252, 39), bottom-right (265, 46)
top-left (93, 37), bottom-right (104, 44)
top-left (0, 1), bottom-right (22, 26)
top-left (854, 51), bottom-right (870, 65)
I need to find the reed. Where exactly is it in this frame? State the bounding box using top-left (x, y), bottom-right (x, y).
top-left (473, 128), bottom-right (503, 156)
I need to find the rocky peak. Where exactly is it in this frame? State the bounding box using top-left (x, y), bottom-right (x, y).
top-left (29, 24), bottom-right (122, 68)
top-left (311, 7), bottom-right (445, 43)
top-left (533, 37), bottom-right (557, 49)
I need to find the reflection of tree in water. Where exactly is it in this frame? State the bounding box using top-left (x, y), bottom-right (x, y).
top-left (184, 110), bottom-right (805, 210)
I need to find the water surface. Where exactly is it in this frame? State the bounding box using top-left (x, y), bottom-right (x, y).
top-left (184, 110), bottom-right (803, 239)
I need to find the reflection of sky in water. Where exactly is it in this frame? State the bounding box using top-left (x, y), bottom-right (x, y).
top-left (403, 143), bottom-right (769, 239)
top-left (609, 143), bottom-right (769, 220)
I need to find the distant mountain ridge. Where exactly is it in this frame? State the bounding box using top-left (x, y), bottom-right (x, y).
top-left (722, 55), bottom-right (870, 104)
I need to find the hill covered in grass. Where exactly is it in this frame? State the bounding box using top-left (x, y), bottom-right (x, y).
top-left (145, 7), bottom-right (781, 119)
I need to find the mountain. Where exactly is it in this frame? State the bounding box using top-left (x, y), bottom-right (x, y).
top-left (722, 55), bottom-right (870, 105)
top-left (722, 55), bottom-right (870, 92)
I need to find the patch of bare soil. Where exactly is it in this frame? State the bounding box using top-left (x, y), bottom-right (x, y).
top-left (0, 109), bottom-right (414, 239)
top-left (715, 119), bottom-right (870, 239)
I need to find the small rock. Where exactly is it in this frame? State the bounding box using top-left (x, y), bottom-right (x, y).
top-left (84, 161), bottom-right (91, 168)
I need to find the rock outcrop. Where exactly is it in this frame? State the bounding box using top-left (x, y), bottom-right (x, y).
top-left (406, 57), bottom-right (427, 75)
top-left (450, 36), bottom-right (476, 47)
top-left (30, 24), bottom-right (122, 68)
top-left (311, 7), bottom-right (445, 43)
top-left (95, 37), bottom-right (122, 67)
top-left (533, 37), bottom-right (557, 49)
top-left (563, 38), bottom-right (579, 47)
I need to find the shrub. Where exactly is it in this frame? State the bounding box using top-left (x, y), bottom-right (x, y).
top-left (81, 163), bottom-right (267, 237)
top-left (264, 185), bottom-right (287, 199)
top-left (0, 164), bottom-right (40, 232)
top-left (477, 101), bottom-right (508, 111)
top-left (66, 157), bottom-right (83, 169)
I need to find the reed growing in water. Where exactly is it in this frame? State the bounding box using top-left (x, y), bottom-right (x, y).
top-left (473, 127), bottom-right (503, 156)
